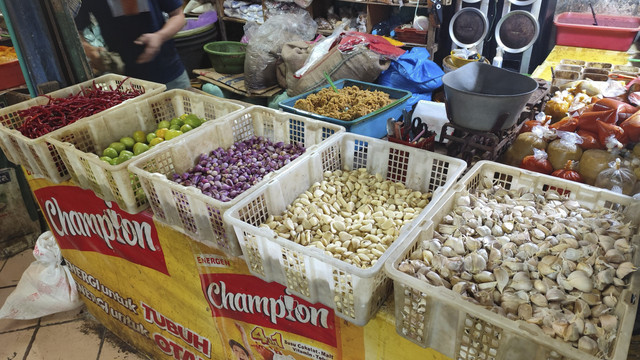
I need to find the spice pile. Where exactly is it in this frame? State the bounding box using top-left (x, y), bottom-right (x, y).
top-left (294, 86), bottom-right (393, 121)
top-left (171, 136), bottom-right (305, 202)
top-left (260, 168), bottom-right (431, 268)
top-left (398, 179), bottom-right (636, 356)
top-left (17, 81), bottom-right (145, 139)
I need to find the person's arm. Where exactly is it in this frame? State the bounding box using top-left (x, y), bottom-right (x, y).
top-left (134, 7), bottom-right (186, 64)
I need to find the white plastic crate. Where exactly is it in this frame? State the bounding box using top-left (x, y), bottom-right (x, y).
top-left (46, 89), bottom-right (244, 214)
top-left (0, 74), bottom-right (165, 183)
top-left (223, 133), bottom-right (467, 325)
top-left (384, 160), bottom-right (640, 360)
top-left (128, 105), bottom-right (345, 255)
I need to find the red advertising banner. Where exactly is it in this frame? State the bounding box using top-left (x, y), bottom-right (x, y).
top-left (34, 185), bottom-right (168, 275)
top-left (200, 273), bottom-right (337, 348)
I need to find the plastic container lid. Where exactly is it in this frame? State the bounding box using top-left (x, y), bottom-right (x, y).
top-left (495, 10), bottom-right (539, 53)
top-left (449, 7), bottom-right (489, 49)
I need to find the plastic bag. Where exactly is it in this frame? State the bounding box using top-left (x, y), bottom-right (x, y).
top-left (592, 98), bottom-right (637, 123)
top-left (244, 13), bottom-right (317, 92)
top-left (519, 112), bottom-right (550, 134)
top-left (0, 232), bottom-right (82, 319)
top-left (547, 131), bottom-right (583, 170)
top-left (377, 47), bottom-right (444, 109)
top-left (551, 160), bottom-right (583, 183)
top-left (596, 121), bottom-right (627, 148)
top-left (502, 126), bottom-right (549, 166)
top-left (549, 116), bottom-right (578, 132)
top-left (577, 129), bottom-right (602, 150)
top-left (620, 111), bottom-right (640, 143)
top-left (577, 108), bottom-right (616, 133)
top-left (595, 158), bottom-right (637, 195)
top-left (520, 148), bottom-right (553, 175)
top-left (579, 149), bottom-right (618, 186)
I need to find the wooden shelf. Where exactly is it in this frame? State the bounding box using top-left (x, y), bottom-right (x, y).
top-left (337, 0), bottom-right (430, 8)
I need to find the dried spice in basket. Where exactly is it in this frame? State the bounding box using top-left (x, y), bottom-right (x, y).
top-left (293, 86), bottom-right (393, 121)
top-left (17, 80), bottom-right (145, 139)
top-left (398, 179), bottom-right (636, 356)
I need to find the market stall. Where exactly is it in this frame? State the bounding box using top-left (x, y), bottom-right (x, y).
top-left (2, 1), bottom-right (640, 359)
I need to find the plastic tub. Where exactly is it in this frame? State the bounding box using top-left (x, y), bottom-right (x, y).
top-left (203, 41), bottom-right (247, 75)
top-left (555, 12), bottom-right (640, 51)
top-left (0, 74), bottom-right (166, 183)
top-left (385, 160), bottom-right (640, 360)
top-left (279, 79), bottom-right (411, 139)
top-left (224, 133), bottom-right (467, 325)
top-left (174, 21), bottom-right (218, 78)
top-left (47, 89), bottom-right (244, 214)
top-left (128, 106), bottom-right (344, 255)
top-left (0, 59), bottom-right (25, 90)
top-left (441, 62), bottom-right (538, 131)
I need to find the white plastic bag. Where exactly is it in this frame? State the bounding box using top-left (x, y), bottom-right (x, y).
top-left (0, 231), bottom-right (82, 319)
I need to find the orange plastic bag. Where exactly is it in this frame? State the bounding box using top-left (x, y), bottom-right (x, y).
top-left (577, 129), bottom-right (602, 150)
top-left (578, 109), bottom-right (616, 133)
top-left (620, 112), bottom-right (640, 143)
top-left (596, 121), bottom-right (627, 148)
top-left (549, 116), bottom-right (579, 132)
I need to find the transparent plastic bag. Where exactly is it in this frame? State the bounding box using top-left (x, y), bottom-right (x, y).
top-left (244, 13), bottom-right (317, 91)
top-left (547, 130), bottom-right (583, 170)
top-left (502, 126), bottom-right (550, 166)
top-left (595, 158), bottom-right (637, 195)
top-left (520, 148), bottom-right (553, 175)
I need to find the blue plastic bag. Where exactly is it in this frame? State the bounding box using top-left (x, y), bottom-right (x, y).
top-left (377, 48), bottom-right (444, 108)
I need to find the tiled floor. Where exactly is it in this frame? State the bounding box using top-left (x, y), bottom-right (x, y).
top-left (0, 250), bottom-right (148, 360)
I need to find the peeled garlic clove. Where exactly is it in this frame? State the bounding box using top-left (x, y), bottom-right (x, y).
top-left (398, 262), bottom-right (415, 274)
top-left (580, 292), bottom-right (601, 306)
top-left (530, 293), bottom-right (548, 307)
top-left (583, 320), bottom-right (598, 336)
top-left (546, 287), bottom-right (566, 302)
top-left (574, 298), bottom-right (591, 318)
top-left (596, 267), bottom-right (616, 291)
top-left (563, 322), bottom-right (580, 342)
top-left (464, 237), bottom-right (482, 252)
top-left (613, 277), bottom-right (626, 287)
top-left (605, 248), bottom-right (625, 263)
top-left (441, 246), bottom-right (457, 257)
top-left (533, 279), bottom-right (548, 294)
top-left (576, 262), bottom-right (594, 277)
top-left (602, 285), bottom-right (621, 298)
top-left (603, 294), bottom-right (617, 308)
top-left (578, 336), bottom-right (598, 355)
top-left (566, 270), bottom-right (593, 292)
top-left (616, 261), bottom-right (637, 279)
top-left (552, 321), bottom-right (568, 338)
top-left (463, 252), bottom-right (487, 274)
top-left (591, 303), bottom-right (611, 318)
top-left (473, 270), bottom-right (495, 283)
top-left (599, 314), bottom-right (618, 332)
top-left (562, 248), bottom-right (583, 262)
top-left (475, 225), bottom-right (491, 237)
top-left (614, 238), bottom-right (631, 253)
top-left (518, 303), bottom-right (533, 320)
top-left (445, 237), bottom-right (465, 255)
top-left (452, 281), bottom-right (469, 295)
top-left (510, 271), bottom-right (533, 291)
top-left (493, 267), bottom-right (509, 293)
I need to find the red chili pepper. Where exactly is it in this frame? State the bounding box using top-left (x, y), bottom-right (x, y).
top-left (17, 80), bottom-right (144, 139)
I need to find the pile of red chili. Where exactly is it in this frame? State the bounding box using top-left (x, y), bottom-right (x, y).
top-left (17, 80), bottom-right (145, 139)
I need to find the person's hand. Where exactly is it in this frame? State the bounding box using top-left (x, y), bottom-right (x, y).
top-left (134, 32), bottom-right (164, 63)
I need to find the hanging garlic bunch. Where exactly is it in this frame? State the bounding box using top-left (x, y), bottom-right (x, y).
top-left (400, 180), bottom-right (637, 358)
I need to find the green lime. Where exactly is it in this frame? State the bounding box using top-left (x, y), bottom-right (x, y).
top-left (169, 124), bottom-right (181, 131)
top-left (120, 137), bottom-right (135, 150)
top-left (100, 156), bottom-right (113, 164)
top-left (149, 137), bottom-right (164, 147)
top-left (102, 147), bottom-right (118, 159)
top-left (155, 128), bottom-right (167, 139)
top-left (133, 142), bottom-right (150, 156)
top-left (133, 130), bottom-right (146, 143)
top-left (164, 129), bottom-right (182, 141)
top-left (146, 132), bottom-right (157, 143)
top-left (180, 124), bottom-right (193, 133)
top-left (157, 120), bottom-right (171, 129)
top-left (170, 118), bottom-right (184, 127)
top-left (183, 114), bottom-right (203, 128)
top-left (108, 142), bottom-right (126, 154)
top-left (115, 150), bottom-right (133, 164)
